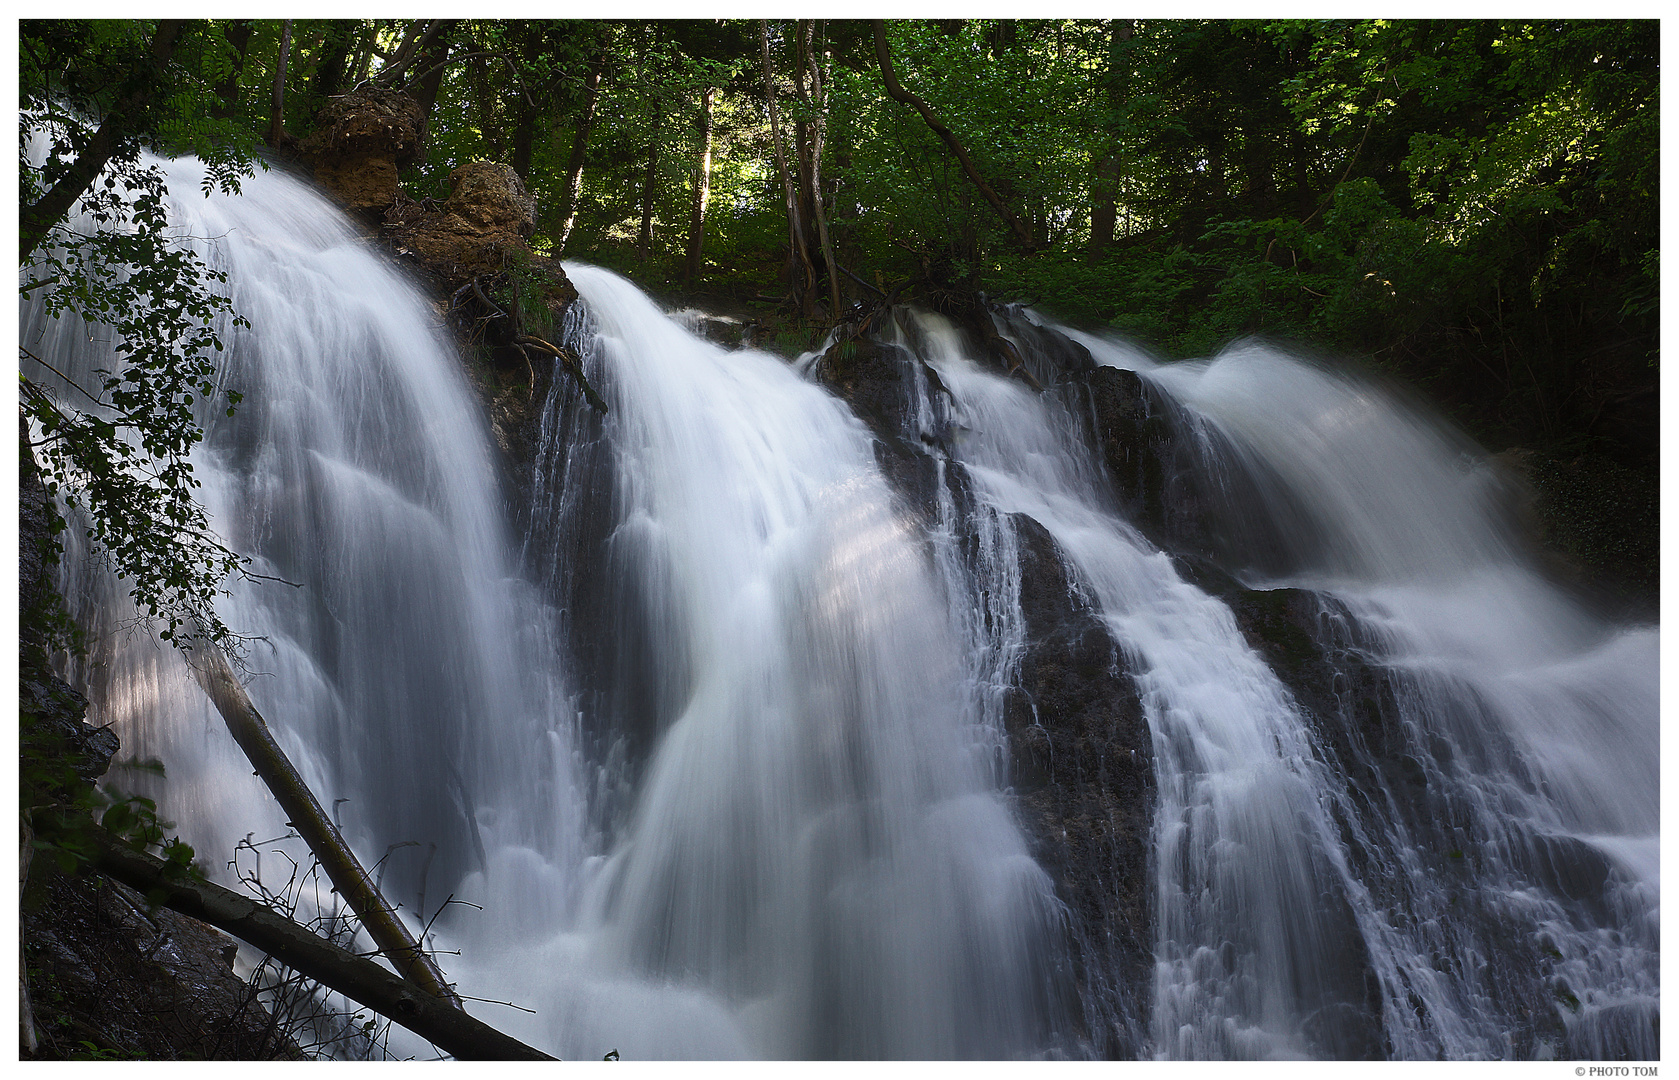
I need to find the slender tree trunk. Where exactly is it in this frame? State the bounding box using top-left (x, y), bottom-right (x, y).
top-left (556, 56), bottom-right (602, 254)
top-left (762, 20), bottom-right (817, 315)
top-left (267, 20), bottom-right (293, 147)
top-left (188, 638), bottom-right (464, 1009)
top-left (683, 87), bottom-right (715, 286)
top-left (376, 19), bottom-right (455, 89)
top-left (637, 121), bottom-right (661, 262)
top-left (872, 20), bottom-right (1038, 252)
top-left (351, 21), bottom-right (377, 84)
top-left (796, 21), bottom-right (843, 316)
top-left (212, 20), bottom-right (253, 120)
top-left (405, 22), bottom-right (456, 157)
top-left (307, 22), bottom-right (352, 102)
top-left (378, 20), bottom-right (426, 82)
top-left (20, 20), bottom-right (184, 261)
top-left (512, 108), bottom-right (535, 182)
top-left (1089, 20), bottom-right (1134, 259)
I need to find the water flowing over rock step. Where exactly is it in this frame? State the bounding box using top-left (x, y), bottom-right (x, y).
top-left (797, 297), bottom-right (1656, 1058)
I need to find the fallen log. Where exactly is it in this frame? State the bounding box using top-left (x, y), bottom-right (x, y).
top-left (187, 640), bottom-right (461, 1008)
top-left (91, 831), bottom-right (554, 1061)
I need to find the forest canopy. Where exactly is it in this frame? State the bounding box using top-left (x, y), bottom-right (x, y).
top-left (21, 18), bottom-right (1658, 462)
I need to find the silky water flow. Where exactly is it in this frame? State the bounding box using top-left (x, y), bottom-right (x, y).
top-left (23, 157), bottom-right (1656, 1060)
top-left (887, 309), bottom-right (1656, 1059)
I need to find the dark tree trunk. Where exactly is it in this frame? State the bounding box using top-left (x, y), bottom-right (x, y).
top-left (637, 125), bottom-right (661, 262)
top-left (212, 20), bottom-right (253, 120)
top-left (351, 20), bottom-right (378, 84)
top-left (267, 20), bottom-right (293, 147)
top-left (795, 20), bottom-right (843, 315)
top-left (1089, 19), bottom-right (1133, 259)
top-left (762, 20), bottom-right (818, 315)
top-left (91, 834), bottom-right (553, 1060)
top-left (511, 108), bottom-right (535, 182)
top-left (555, 56), bottom-right (602, 254)
top-left (307, 23), bottom-right (353, 103)
top-left (20, 21), bottom-right (184, 261)
top-left (872, 21), bottom-right (1038, 253)
top-left (407, 24), bottom-right (456, 156)
top-left (683, 87), bottom-right (715, 286)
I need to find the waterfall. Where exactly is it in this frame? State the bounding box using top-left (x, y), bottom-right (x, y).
top-left (504, 265), bottom-right (1064, 1058)
top-left (23, 158), bottom-right (588, 1056)
top-left (886, 310), bottom-right (1656, 1059)
top-left (1095, 339), bottom-right (1661, 1058)
top-left (24, 157), bottom-right (1655, 1060)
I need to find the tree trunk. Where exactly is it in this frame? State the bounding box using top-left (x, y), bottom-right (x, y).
top-left (871, 21), bottom-right (1038, 252)
top-left (407, 23), bottom-right (457, 157)
top-left (683, 87), bottom-right (715, 286)
top-left (212, 20), bottom-right (253, 120)
top-left (188, 639), bottom-right (463, 1010)
top-left (376, 19), bottom-right (456, 90)
top-left (762, 20), bottom-right (817, 316)
top-left (351, 21), bottom-right (377, 85)
top-left (90, 832), bottom-right (553, 1060)
top-left (377, 20), bottom-right (426, 83)
top-left (555, 56), bottom-right (602, 254)
top-left (20, 20), bottom-right (184, 261)
top-left (637, 121), bottom-right (662, 262)
top-left (1088, 21), bottom-right (1134, 258)
top-left (307, 24), bottom-right (351, 103)
top-left (796, 21), bottom-right (843, 316)
top-left (511, 108), bottom-right (535, 183)
top-left (267, 20), bottom-right (293, 147)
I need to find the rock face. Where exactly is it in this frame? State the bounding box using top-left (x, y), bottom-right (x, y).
top-left (23, 873), bottom-right (297, 1059)
top-left (387, 162), bottom-right (545, 289)
top-left (1005, 514), bottom-right (1155, 1057)
top-left (813, 320), bottom-right (1156, 1057)
top-left (301, 87), bottom-right (423, 213)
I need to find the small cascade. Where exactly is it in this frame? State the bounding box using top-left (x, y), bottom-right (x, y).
top-left (511, 265), bottom-right (1065, 1058)
top-left (22, 156), bottom-right (588, 1053)
top-left (894, 311), bottom-right (1383, 1058)
top-left (1088, 340), bottom-right (1661, 1058)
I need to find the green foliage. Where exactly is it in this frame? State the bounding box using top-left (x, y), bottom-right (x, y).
top-left (21, 19), bottom-right (263, 654)
top-left (21, 715), bottom-right (200, 887)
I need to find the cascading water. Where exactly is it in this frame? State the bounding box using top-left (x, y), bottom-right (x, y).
top-left (23, 157), bottom-right (589, 1056)
top-left (500, 264), bottom-right (1064, 1058)
top-left (25, 154), bottom-right (1655, 1060)
top-left (881, 309), bottom-right (1656, 1059)
top-left (1096, 340), bottom-right (1661, 1058)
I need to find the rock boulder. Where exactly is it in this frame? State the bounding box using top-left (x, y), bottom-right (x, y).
top-left (300, 87), bottom-right (422, 212)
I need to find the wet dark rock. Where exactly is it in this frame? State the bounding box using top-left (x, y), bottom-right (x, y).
top-left (1005, 513), bottom-right (1155, 1058)
top-left (673, 310), bottom-right (748, 347)
top-left (813, 335), bottom-right (944, 528)
top-left (1494, 447), bottom-right (1658, 621)
top-left (1084, 366), bottom-right (1172, 535)
top-left (23, 872), bottom-right (297, 1059)
top-left (814, 336), bottom-right (912, 437)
